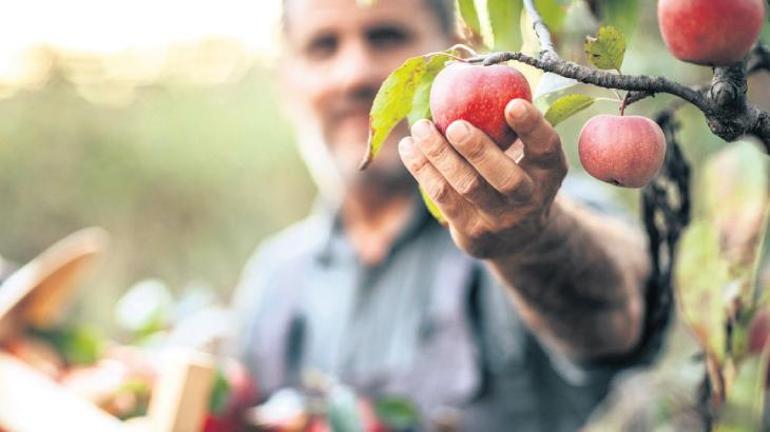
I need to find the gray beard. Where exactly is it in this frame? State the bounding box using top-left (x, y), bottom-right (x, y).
top-left (294, 126), bottom-right (414, 206)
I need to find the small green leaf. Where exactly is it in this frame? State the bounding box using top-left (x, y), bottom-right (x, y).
top-left (533, 72), bottom-right (579, 108)
top-left (208, 368), bottom-right (231, 415)
top-left (31, 324), bottom-right (105, 366)
top-left (584, 26), bottom-right (626, 71)
top-left (420, 186), bottom-right (446, 225)
top-left (544, 94), bottom-right (594, 127)
top-left (458, 0), bottom-right (483, 40)
top-left (374, 397), bottom-right (420, 429)
top-left (407, 53), bottom-right (457, 125)
top-left (361, 52), bottom-right (456, 169)
top-left (488, 0), bottom-right (523, 51)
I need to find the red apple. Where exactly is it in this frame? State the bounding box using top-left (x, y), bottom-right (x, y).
top-left (429, 63), bottom-right (532, 151)
top-left (578, 115), bottom-right (666, 188)
top-left (658, 0), bottom-right (766, 66)
top-left (222, 359), bottom-right (259, 415)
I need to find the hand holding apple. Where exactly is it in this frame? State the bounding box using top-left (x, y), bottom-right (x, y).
top-left (430, 63), bottom-right (532, 151)
top-left (399, 94), bottom-right (567, 259)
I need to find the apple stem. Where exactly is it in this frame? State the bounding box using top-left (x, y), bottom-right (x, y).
top-left (619, 92), bottom-right (631, 116)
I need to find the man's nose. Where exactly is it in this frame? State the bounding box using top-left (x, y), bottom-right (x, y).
top-left (330, 39), bottom-right (383, 95)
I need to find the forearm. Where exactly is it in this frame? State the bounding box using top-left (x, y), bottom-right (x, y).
top-left (487, 195), bottom-right (650, 362)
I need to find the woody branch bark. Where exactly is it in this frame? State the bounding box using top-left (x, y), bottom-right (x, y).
top-left (470, 0), bottom-right (770, 150)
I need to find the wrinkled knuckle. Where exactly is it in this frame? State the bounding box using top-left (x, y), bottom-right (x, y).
top-left (430, 181), bottom-right (452, 202)
top-left (409, 153), bottom-right (430, 173)
top-left (423, 139), bottom-right (451, 161)
top-left (536, 145), bottom-right (562, 166)
top-left (456, 174), bottom-right (482, 197)
top-left (501, 174), bottom-right (526, 197)
top-left (459, 137), bottom-right (486, 162)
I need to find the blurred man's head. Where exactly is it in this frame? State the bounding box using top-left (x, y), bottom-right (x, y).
top-left (280, 0), bottom-right (456, 200)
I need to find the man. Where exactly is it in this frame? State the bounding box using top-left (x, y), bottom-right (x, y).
top-left (233, 0), bottom-right (658, 430)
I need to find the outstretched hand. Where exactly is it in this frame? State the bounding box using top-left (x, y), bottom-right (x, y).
top-left (399, 99), bottom-right (567, 259)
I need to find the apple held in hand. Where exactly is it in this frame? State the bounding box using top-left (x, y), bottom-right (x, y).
top-left (658, 0), bottom-right (766, 66)
top-left (430, 63), bottom-right (532, 151)
top-left (578, 115), bottom-right (666, 188)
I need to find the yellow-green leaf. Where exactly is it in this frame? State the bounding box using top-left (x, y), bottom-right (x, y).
top-left (533, 0), bottom-right (569, 34)
top-left (458, 0), bottom-right (482, 40)
top-left (407, 53), bottom-right (457, 125)
top-left (488, 0), bottom-right (523, 51)
top-left (544, 94), bottom-right (594, 127)
top-left (584, 25), bottom-right (626, 71)
top-left (361, 52), bottom-right (455, 169)
top-left (420, 187), bottom-right (446, 225)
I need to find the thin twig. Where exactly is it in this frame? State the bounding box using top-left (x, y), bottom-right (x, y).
top-left (522, 0), bottom-right (556, 54)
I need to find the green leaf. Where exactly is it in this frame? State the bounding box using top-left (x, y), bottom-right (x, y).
top-left (374, 397), bottom-right (420, 429)
top-left (420, 186), bottom-right (446, 225)
top-left (32, 324), bottom-right (105, 365)
top-left (675, 221), bottom-right (731, 362)
top-left (544, 94), bottom-right (594, 126)
top-left (458, 0), bottom-right (483, 39)
top-left (361, 52), bottom-right (456, 169)
top-left (533, 0), bottom-right (569, 34)
top-left (406, 53), bottom-right (458, 125)
top-left (533, 72), bottom-right (579, 107)
top-left (584, 26), bottom-right (626, 71)
top-left (208, 367), bottom-right (231, 415)
top-left (488, 0), bottom-right (523, 51)
top-left (714, 354), bottom-right (769, 432)
top-left (600, 0), bottom-right (641, 37)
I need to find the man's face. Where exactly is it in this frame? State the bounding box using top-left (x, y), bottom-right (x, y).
top-left (282, 0), bottom-right (451, 190)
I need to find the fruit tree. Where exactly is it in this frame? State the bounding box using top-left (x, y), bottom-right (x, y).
top-left (360, 0), bottom-right (770, 430)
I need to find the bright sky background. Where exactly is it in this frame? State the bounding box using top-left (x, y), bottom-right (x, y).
top-left (0, 1), bottom-right (283, 82)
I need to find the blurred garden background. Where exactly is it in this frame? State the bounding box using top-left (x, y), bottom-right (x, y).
top-left (0, 0), bottom-right (767, 336)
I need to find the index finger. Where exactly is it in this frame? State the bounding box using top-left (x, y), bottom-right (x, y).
top-left (505, 99), bottom-right (563, 168)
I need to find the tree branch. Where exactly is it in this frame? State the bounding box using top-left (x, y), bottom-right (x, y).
top-left (523, 0), bottom-right (555, 54)
top-left (470, 0), bottom-right (770, 149)
top-left (469, 50), bottom-right (707, 109)
top-left (467, 49), bottom-right (770, 150)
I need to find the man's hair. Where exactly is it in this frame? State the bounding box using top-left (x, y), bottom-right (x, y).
top-left (282, 0), bottom-right (456, 36)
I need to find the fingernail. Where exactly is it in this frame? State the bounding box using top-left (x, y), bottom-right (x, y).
top-left (446, 121), bottom-right (470, 143)
top-left (399, 137), bottom-right (417, 157)
top-left (411, 120), bottom-right (432, 140)
top-left (508, 99), bottom-right (527, 120)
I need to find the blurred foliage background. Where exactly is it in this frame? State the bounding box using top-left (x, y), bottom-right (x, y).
top-left (0, 41), bottom-right (315, 327)
top-left (0, 0), bottom-right (767, 335)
